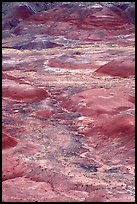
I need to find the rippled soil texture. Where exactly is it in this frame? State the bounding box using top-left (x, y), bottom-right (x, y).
top-left (2, 2), bottom-right (135, 202)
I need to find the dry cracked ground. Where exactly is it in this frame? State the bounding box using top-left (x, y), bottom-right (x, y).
top-left (2, 2), bottom-right (135, 202)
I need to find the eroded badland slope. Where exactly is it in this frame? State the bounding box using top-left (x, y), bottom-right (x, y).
top-left (2, 2), bottom-right (135, 202)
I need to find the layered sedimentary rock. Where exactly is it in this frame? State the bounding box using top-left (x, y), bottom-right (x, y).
top-left (2, 2), bottom-right (135, 202)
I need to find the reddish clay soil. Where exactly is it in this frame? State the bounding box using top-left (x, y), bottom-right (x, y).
top-left (2, 2), bottom-right (135, 202)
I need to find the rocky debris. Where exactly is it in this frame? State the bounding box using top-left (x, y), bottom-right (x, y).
top-left (75, 163), bottom-right (98, 172)
top-left (105, 166), bottom-right (130, 174)
top-left (2, 2), bottom-right (135, 202)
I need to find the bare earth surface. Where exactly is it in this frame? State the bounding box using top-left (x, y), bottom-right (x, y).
top-left (2, 2), bottom-right (135, 202)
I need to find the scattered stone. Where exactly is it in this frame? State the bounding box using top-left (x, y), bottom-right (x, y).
top-left (105, 166), bottom-right (129, 174)
top-left (76, 163), bottom-right (98, 172)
